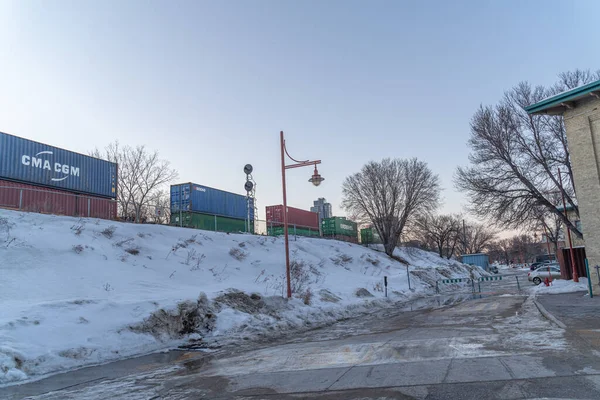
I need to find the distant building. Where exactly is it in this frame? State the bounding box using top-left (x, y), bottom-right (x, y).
top-left (310, 198), bottom-right (332, 226)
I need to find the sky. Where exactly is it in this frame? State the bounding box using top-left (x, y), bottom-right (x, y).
top-left (0, 0), bottom-right (599, 222)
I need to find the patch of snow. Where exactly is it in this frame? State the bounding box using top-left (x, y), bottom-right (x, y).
top-left (492, 297), bottom-right (566, 351)
top-left (0, 209), bottom-right (484, 385)
top-left (533, 278), bottom-right (589, 294)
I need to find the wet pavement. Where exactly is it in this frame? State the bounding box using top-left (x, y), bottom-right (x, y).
top-left (536, 290), bottom-right (598, 329)
top-left (6, 290), bottom-right (600, 399)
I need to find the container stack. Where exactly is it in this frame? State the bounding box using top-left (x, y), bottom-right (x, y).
top-left (0, 131), bottom-right (117, 219)
top-left (265, 205), bottom-right (320, 237)
top-left (170, 183), bottom-right (254, 233)
top-left (321, 216), bottom-right (358, 243)
top-left (360, 227), bottom-right (382, 245)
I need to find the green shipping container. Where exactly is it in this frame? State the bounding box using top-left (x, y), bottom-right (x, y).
top-left (267, 225), bottom-right (320, 237)
top-left (360, 227), bottom-right (381, 244)
top-left (321, 217), bottom-right (358, 238)
top-left (360, 228), bottom-right (373, 244)
top-left (171, 211), bottom-right (252, 233)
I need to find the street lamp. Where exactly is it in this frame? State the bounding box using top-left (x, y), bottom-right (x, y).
top-left (280, 130), bottom-right (323, 298)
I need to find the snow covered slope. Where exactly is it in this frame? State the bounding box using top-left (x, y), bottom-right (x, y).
top-left (0, 209), bottom-right (485, 384)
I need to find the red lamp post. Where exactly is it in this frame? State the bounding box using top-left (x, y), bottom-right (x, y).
top-left (280, 131), bottom-right (323, 298)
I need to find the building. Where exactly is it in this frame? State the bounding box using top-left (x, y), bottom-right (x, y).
top-left (310, 197), bottom-right (332, 227)
top-left (525, 79), bottom-right (600, 293)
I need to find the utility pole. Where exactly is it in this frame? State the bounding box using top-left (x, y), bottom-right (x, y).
top-left (462, 219), bottom-right (467, 254)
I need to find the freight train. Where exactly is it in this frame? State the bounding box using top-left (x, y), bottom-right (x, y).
top-left (0, 131), bottom-right (117, 219)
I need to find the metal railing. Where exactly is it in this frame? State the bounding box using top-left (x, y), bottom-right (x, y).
top-left (0, 185), bottom-right (117, 220)
top-left (436, 274), bottom-right (523, 295)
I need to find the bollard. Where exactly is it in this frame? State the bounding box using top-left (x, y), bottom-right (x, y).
top-left (471, 278), bottom-right (475, 293)
top-left (515, 275), bottom-right (520, 291)
top-left (384, 276), bottom-right (388, 298)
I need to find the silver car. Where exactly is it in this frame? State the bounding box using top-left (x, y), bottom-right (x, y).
top-left (528, 264), bottom-right (562, 285)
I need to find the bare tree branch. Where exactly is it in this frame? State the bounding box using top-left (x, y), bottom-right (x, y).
top-left (342, 158), bottom-right (440, 257)
top-left (91, 142), bottom-right (178, 222)
top-left (454, 69), bottom-right (598, 239)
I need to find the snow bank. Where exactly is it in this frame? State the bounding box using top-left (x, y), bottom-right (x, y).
top-left (533, 278), bottom-right (590, 295)
top-left (0, 209), bottom-right (483, 384)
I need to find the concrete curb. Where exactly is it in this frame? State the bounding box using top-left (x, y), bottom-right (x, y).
top-left (533, 298), bottom-right (567, 329)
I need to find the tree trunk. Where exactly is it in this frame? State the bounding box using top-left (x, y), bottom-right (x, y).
top-left (384, 241), bottom-right (396, 257)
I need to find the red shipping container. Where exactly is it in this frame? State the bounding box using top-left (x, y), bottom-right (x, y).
top-left (0, 179), bottom-right (116, 220)
top-left (265, 205), bottom-right (319, 229)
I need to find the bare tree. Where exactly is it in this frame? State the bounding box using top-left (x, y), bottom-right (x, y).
top-left (416, 214), bottom-right (460, 259)
top-left (146, 190), bottom-right (171, 225)
top-left (457, 221), bottom-right (496, 255)
top-left (342, 158), bottom-right (440, 257)
top-left (531, 199), bottom-right (563, 254)
top-left (487, 238), bottom-right (512, 265)
top-left (91, 142), bottom-right (178, 222)
top-left (509, 234), bottom-right (543, 264)
top-left (455, 69), bottom-right (600, 239)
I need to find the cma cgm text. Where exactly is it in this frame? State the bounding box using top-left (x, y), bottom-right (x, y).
top-left (21, 155), bottom-right (80, 177)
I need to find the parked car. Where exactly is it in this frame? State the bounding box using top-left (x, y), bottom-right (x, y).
top-left (528, 265), bottom-right (562, 285)
top-left (530, 261), bottom-right (554, 271)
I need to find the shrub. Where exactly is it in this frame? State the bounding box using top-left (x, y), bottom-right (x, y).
top-left (100, 225), bottom-right (116, 239)
top-left (229, 247), bottom-right (247, 261)
top-left (302, 288), bottom-right (312, 305)
top-left (71, 223), bottom-right (84, 236)
top-left (125, 248), bottom-right (140, 255)
top-left (115, 237), bottom-right (134, 247)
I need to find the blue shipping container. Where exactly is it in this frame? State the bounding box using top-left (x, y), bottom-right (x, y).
top-left (170, 183), bottom-right (254, 220)
top-left (0, 132), bottom-right (117, 198)
top-left (461, 253), bottom-right (490, 271)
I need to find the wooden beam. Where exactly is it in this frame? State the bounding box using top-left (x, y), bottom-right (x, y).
top-left (560, 101), bottom-right (575, 109)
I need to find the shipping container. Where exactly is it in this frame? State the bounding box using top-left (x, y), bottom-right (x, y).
top-left (265, 205), bottom-right (319, 229)
top-left (170, 183), bottom-right (254, 221)
top-left (267, 225), bottom-right (320, 237)
top-left (360, 227), bottom-right (381, 244)
top-left (461, 253), bottom-right (490, 271)
top-left (0, 131), bottom-right (117, 198)
top-left (322, 234), bottom-right (358, 244)
top-left (171, 211), bottom-right (252, 233)
top-left (321, 217), bottom-right (358, 238)
top-left (0, 179), bottom-right (117, 219)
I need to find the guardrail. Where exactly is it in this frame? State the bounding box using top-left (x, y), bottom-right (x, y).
top-left (437, 274), bottom-right (522, 294)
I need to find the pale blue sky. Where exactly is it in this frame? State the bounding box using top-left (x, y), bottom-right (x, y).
top-left (0, 1), bottom-right (598, 220)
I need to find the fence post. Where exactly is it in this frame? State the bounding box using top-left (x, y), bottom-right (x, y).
top-left (214, 214), bottom-right (217, 231)
top-left (471, 278), bottom-right (475, 293)
top-left (294, 224), bottom-right (297, 241)
top-left (19, 189), bottom-right (23, 209)
top-left (515, 275), bottom-right (521, 291)
top-left (478, 279), bottom-right (481, 293)
top-left (436, 280), bottom-right (439, 294)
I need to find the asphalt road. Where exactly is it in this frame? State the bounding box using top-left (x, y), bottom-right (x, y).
top-left (5, 288), bottom-right (600, 400)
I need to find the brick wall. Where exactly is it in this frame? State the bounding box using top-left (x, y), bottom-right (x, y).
top-left (563, 96), bottom-right (600, 291)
